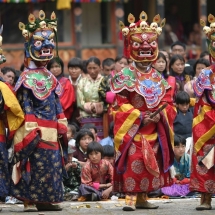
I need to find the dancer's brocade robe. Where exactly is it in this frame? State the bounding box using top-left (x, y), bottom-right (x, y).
top-left (190, 65), bottom-right (215, 193)
top-left (0, 81), bottom-right (24, 197)
top-left (10, 67), bottom-right (68, 203)
top-left (110, 66), bottom-right (176, 193)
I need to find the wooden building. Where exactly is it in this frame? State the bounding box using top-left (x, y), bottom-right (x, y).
top-left (0, 0), bottom-right (214, 70)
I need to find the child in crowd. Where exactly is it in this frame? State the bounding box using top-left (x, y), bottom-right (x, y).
top-left (100, 122), bottom-right (114, 146)
top-left (82, 123), bottom-right (101, 142)
top-left (73, 129), bottom-right (94, 166)
top-left (63, 147), bottom-right (81, 201)
top-left (67, 124), bottom-right (77, 148)
top-left (174, 91), bottom-right (193, 139)
top-left (102, 58), bottom-right (115, 76)
top-left (103, 145), bottom-right (114, 167)
top-left (78, 141), bottom-right (113, 201)
top-left (161, 135), bottom-right (191, 197)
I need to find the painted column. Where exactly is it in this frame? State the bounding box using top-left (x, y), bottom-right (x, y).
top-left (156, 0), bottom-right (165, 49)
top-left (115, 0), bottom-right (124, 56)
top-left (199, 0), bottom-right (207, 51)
top-left (73, 3), bottom-right (82, 58)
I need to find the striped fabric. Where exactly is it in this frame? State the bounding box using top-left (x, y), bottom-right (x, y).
top-left (0, 0), bottom-right (54, 2)
top-left (0, 0), bottom-right (125, 2)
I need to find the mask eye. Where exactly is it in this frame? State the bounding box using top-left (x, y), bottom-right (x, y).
top-left (133, 42), bottom-right (140, 48)
top-left (213, 41), bottom-right (215, 47)
top-left (50, 39), bottom-right (54, 44)
top-left (150, 41), bottom-right (157, 47)
top-left (34, 41), bottom-right (42, 47)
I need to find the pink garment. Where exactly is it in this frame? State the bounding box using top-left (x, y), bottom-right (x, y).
top-left (106, 91), bottom-right (116, 104)
top-left (93, 182), bottom-right (100, 190)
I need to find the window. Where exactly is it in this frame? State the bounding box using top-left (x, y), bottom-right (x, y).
top-left (81, 3), bottom-right (111, 46)
top-left (0, 2), bottom-right (72, 44)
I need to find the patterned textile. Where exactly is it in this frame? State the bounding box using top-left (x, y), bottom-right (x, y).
top-left (110, 66), bottom-right (176, 193)
top-left (98, 75), bottom-right (111, 112)
top-left (81, 159), bottom-right (113, 186)
top-left (0, 142), bottom-right (10, 197)
top-left (63, 160), bottom-right (81, 194)
top-left (10, 87), bottom-right (68, 203)
top-left (190, 94), bottom-right (215, 193)
top-left (77, 74), bottom-right (103, 118)
top-left (161, 153), bottom-right (191, 197)
top-left (0, 0), bottom-right (54, 2)
top-left (80, 117), bottom-right (103, 139)
top-left (161, 184), bottom-right (190, 197)
top-left (0, 82), bottom-right (24, 198)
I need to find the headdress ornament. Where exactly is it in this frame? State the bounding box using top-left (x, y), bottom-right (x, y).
top-left (18, 10), bottom-right (58, 65)
top-left (200, 14), bottom-right (215, 62)
top-left (18, 10), bottom-right (57, 41)
top-left (119, 11), bottom-right (165, 62)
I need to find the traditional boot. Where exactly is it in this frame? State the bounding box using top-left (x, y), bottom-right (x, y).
top-left (136, 193), bottom-right (159, 209)
top-left (36, 203), bottom-right (63, 211)
top-left (24, 201), bottom-right (38, 212)
top-left (196, 193), bottom-right (212, 210)
top-left (122, 194), bottom-right (137, 211)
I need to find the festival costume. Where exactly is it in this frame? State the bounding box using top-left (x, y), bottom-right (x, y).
top-left (110, 12), bottom-right (176, 211)
top-left (0, 26), bottom-right (24, 204)
top-left (10, 11), bottom-right (67, 212)
top-left (190, 14), bottom-right (215, 210)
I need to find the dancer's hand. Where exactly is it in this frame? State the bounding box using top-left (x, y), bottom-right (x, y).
top-left (150, 113), bottom-right (160, 123)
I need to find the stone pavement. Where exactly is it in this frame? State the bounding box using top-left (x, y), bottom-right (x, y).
top-left (0, 198), bottom-right (215, 214)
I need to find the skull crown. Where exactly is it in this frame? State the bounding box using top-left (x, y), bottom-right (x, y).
top-left (18, 10), bottom-right (57, 41)
top-left (119, 11), bottom-right (166, 38)
top-left (200, 14), bottom-right (215, 38)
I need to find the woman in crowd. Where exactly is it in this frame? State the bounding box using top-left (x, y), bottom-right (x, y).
top-left (169, 54), bottom-right (192, 91)
top-left (77, 56), bottom-right (104, 139)
top-left (68, 57), bottom-right (84, 89)
top-left (114, 56), bottom-right (129, 73)
top-left (47, 57), bottom-right (76, 121)
top-left (67, 57), bottom-right (84, 124)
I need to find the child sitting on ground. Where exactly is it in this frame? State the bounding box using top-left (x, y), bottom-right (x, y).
top-left (63, 147), bottom-right (81, 201)
top-left (161, 135), bottom-right (191, 197)
top-left (78, 141), bottom-right (113, 201)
